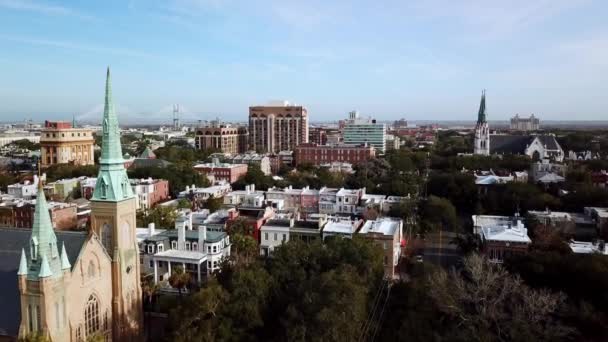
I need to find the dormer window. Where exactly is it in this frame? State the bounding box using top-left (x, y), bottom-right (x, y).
top-left (171, 241), bottom-right (177, 249)
top-left (31, 238), bottom-right (38, 260)
top-left (99, 179), bottom-right (107, 199)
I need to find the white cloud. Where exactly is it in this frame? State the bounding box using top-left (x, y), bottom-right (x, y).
top-left (0, 34), bottom-right (155, 58)
top-left (407, 0), bottom-right (591, 41)
top-left (0, 0), bottom-right (97, 21)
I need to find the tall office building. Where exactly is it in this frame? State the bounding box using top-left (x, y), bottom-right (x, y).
top-left (195, 119), bottom-right (248, 154)
top-left (249, 101), bottom-right (309, 153)
top-left (40, 121), bottom-right (95, 167)
top-left (342, 111), bottom-right (387, 153)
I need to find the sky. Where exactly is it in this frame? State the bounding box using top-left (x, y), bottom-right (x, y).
top-left (0, 0), bottom-right (607, 123)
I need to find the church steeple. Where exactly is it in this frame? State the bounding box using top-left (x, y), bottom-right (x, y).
top-left (92, 67), bottom-right (134, 202)
top-left (26, 184), bottom-right (62, 279)
top-left (477, 90), bottom-right (487, 123)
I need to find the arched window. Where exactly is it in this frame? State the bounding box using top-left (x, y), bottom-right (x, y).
top-left (87, 260), bottom-right (96, 278)
top-left (85, 295), bottom-right (100, 336)
top-left (101, 223), bottom-right (112, 252)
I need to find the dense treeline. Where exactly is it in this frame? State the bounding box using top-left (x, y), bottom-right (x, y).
top-left (166, 237), bottom-right (384, 342)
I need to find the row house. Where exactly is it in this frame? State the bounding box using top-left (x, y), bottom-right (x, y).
top-left (0, 198), bottom-right (77, 230)
top-left (194, 159), bottom-right (248, 184)
top-left (130, 177), bottom-right (170, 210)
top-left (7, 174), bottom-right (45, 199)
top-left (358, 218), bottom-right (403, 279)
top-left (322, 218), bottom-right (364, 240)
top-left (81, 177), bottom-right (169, 210)
top-left (259, 213), bottom-right (328, 256)
top-left (139, 217), bottom-right (231, 286)
top-left (266, 186), bottom-right (320, 216)
top-left (318, 187), bottom-right (365, 215)
top-left (178, 182), bottom-right (232, 201)
top-left (225, 153), bottom-right (272, 175)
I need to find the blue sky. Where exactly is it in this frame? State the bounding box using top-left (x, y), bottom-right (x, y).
top-left (0, 0), bottom-right (607, 123)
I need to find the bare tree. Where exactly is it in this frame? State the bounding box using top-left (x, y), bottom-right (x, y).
top-left (428, 254), bottom-right (573, 342)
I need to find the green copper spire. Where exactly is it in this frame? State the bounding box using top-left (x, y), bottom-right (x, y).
top-left (60, 242), bottom-right (71, 270)
top-left (477, 90), bottom-right (487, 123)
top-left (18, 248), bottom-right (28, 276)
top-left (38, 254), bottom-right (52, 278)
top-left (27, 185), bottom-right (62, 279)
top-left (92, 67), bottom-right (134, 202)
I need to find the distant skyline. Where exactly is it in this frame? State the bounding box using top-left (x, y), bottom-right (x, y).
top-left (0, 0), bottom-right (607, 122)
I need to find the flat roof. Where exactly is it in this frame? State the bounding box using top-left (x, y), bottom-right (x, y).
top-left (359, 218), bottom-right (400, 236)
top-left (323, 220), bottom-right (357, 234)
top-left (154, 249), bottom-right (207, 262)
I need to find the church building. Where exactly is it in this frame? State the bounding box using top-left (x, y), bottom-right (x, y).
top-left (0, 68), bottom-right (142, 341)
top-left (472, 92), bottom-right (564, 162)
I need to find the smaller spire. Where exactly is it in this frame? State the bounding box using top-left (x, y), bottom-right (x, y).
top-left (72, 114), bottom-right (76, 128)
top-left (18, 249), bottom-right (28, 276)
top-left (60, 243), bottom-right (71, 270)
top-left (38, 254), bottom-right (53, 278)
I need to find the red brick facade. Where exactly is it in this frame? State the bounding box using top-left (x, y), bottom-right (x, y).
top-left (14, 203), bottom-right (77, 230)
top-left (194, 164), bottom-right (248, 183)
top-left (294, 143), bottom-right (376, 166)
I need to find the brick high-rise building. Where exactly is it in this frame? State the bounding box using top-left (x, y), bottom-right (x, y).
top-left (40, 120), bottom-right (95, 167)
top-left (249, 101), bottom-right (308, 153)
top-left (195, 121), bottom-right (248, 154)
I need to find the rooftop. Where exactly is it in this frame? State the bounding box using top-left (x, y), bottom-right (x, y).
top-left (479, 218), bottom-right (531, 243)
top-left (569, 240), bottom-right (607, 255)
top-left (323, 219), bottom-right (360, 235)
top-left (359, 218), bottom-right (401, 236)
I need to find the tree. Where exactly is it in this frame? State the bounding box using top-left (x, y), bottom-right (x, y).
top-left (428, 254), bottom-right (572, 342)
top-left (419, 196), bottom-right (460, 233)
top-left (168, 280), bottom-right (228, 342)
top-left (177, 198), bottom-right (192, 210)
top-left (169, 266), bottom-right (192, 297)
top-left (136, 206), bottom-right (178, 228)
top-left (19, 334), bottom-right (50, 342)
top-left (203, 195), bottom-right (223, 213)
top-left (8, 139), bottom-right (40, 151)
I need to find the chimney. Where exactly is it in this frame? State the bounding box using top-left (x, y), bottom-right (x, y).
top-left (148, 222), bottom-right (155, 236)
top-left (177, 217), bottom-right (186, 250)
top-left (186, 185), bottom-right (190, 192)
top-left (198, 225), bottom-right (207, 251)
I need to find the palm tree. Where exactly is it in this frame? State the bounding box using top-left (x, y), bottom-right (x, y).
top-left (141, 275), bottom-right (160, 342)
top-left (141, 275), bottom-right (160, 308)
top-left (169, 266), bottom-right (191, 297)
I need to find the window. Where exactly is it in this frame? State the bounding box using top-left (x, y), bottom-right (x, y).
top-left (213, 245), bottom-right (217, 253)
top-left (28, 305), bottom-right (33, 333)
top-left (55, 302), bottom-right (60, 329)
top-left (36, 305), bottom-right (41, 331)
top-left (192, 242), bottom-right (198, 251)
top-left (185, 242), bottom-right (191, 250)
top-left (85, 295), bottom-right (100, 336)
top-left (274, 233), bottom-right (277, 241)
top-left (171, 241), bottom-right (177, 249)
top-left (264, 232), bottom-right (268, 241)
top-left (207, 246), bottom-right (211, 253)
top-left (282, 234), bottom-right (286, 242)
top-left (100, 223), bottom-right (113, 252)
top-left (87, 261), bottom-right (96, 278)
top-left (157, 244), bottom-right (164, 252)
top-left (149, 260), bottom-right (154, 268)
top-left (147, 244), bottom-right (154, 254)
top-left (383, 242), bottom-right (388, 250)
